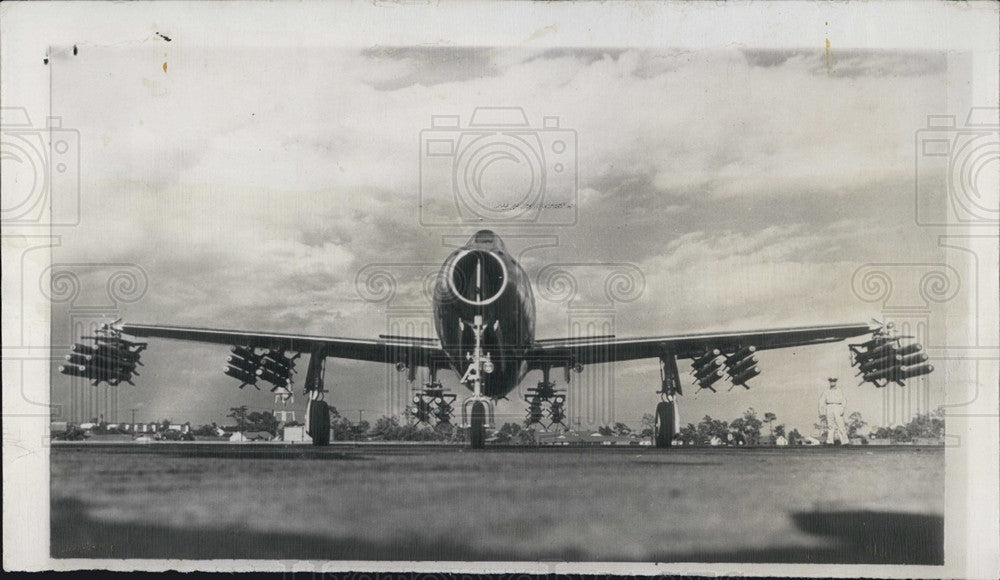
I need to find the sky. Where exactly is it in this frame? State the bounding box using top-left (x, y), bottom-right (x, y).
top-left (46, 45), bottom-right (959, 434)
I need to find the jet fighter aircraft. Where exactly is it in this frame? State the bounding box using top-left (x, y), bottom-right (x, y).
top-left (61, 230), bottom-right (933, 448)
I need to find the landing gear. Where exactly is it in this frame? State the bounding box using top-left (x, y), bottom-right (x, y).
top-left (654, 400), bottom-right (677, 448)
top-left (654, 351), bottom-right (682, 449)
top-left (304, 346), bottom-right (331, 447)
top-left (460, 315), bottom-right (496, 449)
top-left (469, 401), bottom-right (486, 449)
top-left (309, 397), bottom-right (331, 446)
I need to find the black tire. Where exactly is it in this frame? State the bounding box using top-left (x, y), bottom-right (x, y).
top-left (309, 400), bottom-right (331, 446)
top-left (654, 400), bottom-right (676, 448)
top-left (469, 401), bottom-right (486, 449)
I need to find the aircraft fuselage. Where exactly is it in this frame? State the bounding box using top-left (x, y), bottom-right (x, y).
top-left (432, 231), bottom-right (535, 398)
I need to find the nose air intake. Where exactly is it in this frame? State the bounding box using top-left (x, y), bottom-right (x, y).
top-left (448, 249), bottom-right (508, 306)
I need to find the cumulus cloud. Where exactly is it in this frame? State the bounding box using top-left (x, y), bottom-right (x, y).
top-left (50, 46), bottom-right (948, 428)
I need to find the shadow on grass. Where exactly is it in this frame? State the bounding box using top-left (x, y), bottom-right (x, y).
top-left (667, 510), bottom-right (943, 565)
top-left (52, 498), bottom-right (942, 564)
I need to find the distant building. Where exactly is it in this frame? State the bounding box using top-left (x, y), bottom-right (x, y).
top-left (536, 431), bottom-right (638, 446)
top-left (230, 431), bottom-right (274, 442)
top-left (282, 425), bottom-right (312, 443)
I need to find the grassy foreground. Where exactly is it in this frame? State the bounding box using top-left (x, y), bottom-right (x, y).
top-left (51, 444), bottom-right (943, 563)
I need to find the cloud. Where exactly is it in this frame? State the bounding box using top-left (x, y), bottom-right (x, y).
top-left (49, 46), bottom-right (950, 429)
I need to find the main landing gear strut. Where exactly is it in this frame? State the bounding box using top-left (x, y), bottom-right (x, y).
top-left (460, 315), bottom-right (496, 449)
top-left (654, 352), bottom-right (682, 448)
top-left (304, 345), bottom-right (331, 446)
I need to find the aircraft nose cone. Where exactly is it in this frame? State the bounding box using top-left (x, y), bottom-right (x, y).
top-left (473, 229), bottom-right (496, 245)
top-left (467, 229), bottom-right (505, 251)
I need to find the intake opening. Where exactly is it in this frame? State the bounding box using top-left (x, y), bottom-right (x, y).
top-left (449, 250), bottom-right (508, 306)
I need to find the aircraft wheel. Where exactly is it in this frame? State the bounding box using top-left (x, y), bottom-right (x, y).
top-left (309, 400), bottom-right (331, 446)
top-left (469, 401), bottom-right (486, 449)
top-left (654, 401), bottom-right (677, 448)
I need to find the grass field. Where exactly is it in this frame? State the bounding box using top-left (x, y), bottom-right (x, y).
top-left (51, 443), bottom-right (943, 563)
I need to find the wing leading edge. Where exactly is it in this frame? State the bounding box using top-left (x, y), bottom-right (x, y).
top-left (120, 323), bottom-right (449, 369)
top-left (528, 322), bottom-right (875, 369)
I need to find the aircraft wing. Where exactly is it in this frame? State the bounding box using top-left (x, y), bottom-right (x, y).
top-left (120, 323), bottom-right (448, 368)
top-left (527, 322), bottom-right (875, 368)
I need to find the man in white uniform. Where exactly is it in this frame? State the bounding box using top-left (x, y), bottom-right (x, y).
top-left (819, 377), bottom-right (850, 445)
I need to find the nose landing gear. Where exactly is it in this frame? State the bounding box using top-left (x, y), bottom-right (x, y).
top-left (460, 315), bottom-right (496, 449)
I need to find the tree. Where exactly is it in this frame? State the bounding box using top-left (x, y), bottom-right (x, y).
top-left (678, 423), bottom-right (699, 445)
top-left (763, 412), bottom-right (777, 438)
top-left (730, 408), bottom-right (763, 445)
top-left (873, 426), bottom-right (893, 440)
top-left (597, 425), bottom-right (614, 436)
top-left (613, 422), bottom-right (633, 437)
top-left (903, 408), bottom-right (945, 440)
top-left (814, 414), bottom-right (829, 440)
top-left (891, 424), bottom-right (912, 443)
top-left (330, 415), bottom-right (354, 441)
top-left (788, 428), bottom-right (802, 445)
top-left (245, 411), bottom-right (280, 435)
top-left (516, 427), bottom-right (537, 446)
top-left (351, 420), bottom-right (371, 441)
top-left (193, 424), bottom-right (219, 437)
top-left (847, 411), bottom-right (866, 439)
top-left (227, 406), bottom-right (249, 432)
top-left (370, 416), bottom-right (403, 440)
top-left (434, 421), bottom-right (456, 441)
top-left (696, 415), bottom-right (729, 444)
top-left (57, 425), bottom-right (87, 441)
top-left (495, 422), bottom-right (523, 444)
top-left (452, 424), bottom-right (468, 443)
top-left (639, 413), bottom-right (656, 438)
